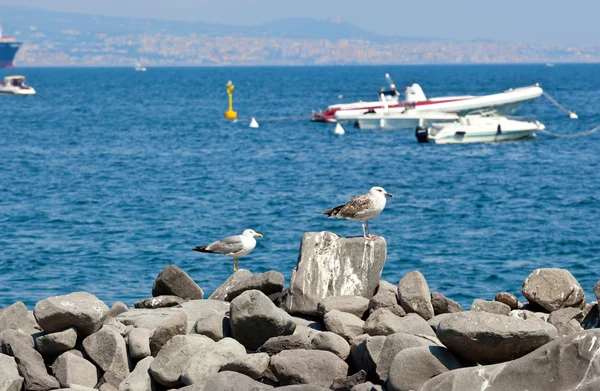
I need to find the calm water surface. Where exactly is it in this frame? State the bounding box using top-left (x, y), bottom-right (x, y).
top-left (1, 65), bottom-right (599, 309)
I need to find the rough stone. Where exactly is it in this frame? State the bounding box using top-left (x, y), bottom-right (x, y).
top-left (35, 327), bottom-right (78, 356)
top-left (134, 296), bottom-right (184, 309)
top-left (436, 311), bottom-right (558, 365)
top-left (317, 296), bottom-right (370, 319)
top-left (0, 329), bottom-right (60, 391)
top-left (397, 271), bottom-right (434, 320)
top-left (582, 303), bottom-right (600, 330)
top-left (0, 302), bottom-right (39, 335)
top-left (258, 333), bottom-right (311, 356)
top-left (368, 281), bottom-right (405, 317)
top-left (351, 382), bottom-right (383, 391)
top-left (177, 300), bottom-right (230, 333)
top-left (375, 333), bottom-right (441, 383)
top-left (82, 325), bottom-right (129, 382)
top-left (51, 352), bottom-right (99, 388)
top-left (310, 331), bottom-right (350, 360)
top-left (270, 349), bottom-right (348, 387)
top-left (323, 310), bottom-right (365, 341)
top-left (509, 309), bottom-right (549, 323)
top-left (548, 307), bottom-right (584, 336)
top-left (119, 356), bottom-right (154, 391)
top-left (33, 292), bottom-right (109, 336)
top-left (201, 371), bottom-right (273, 391)
top-left (152, 265), bottom-right (204, 300)
top-left (521, 268), bottom-right (586, 312)
top-left (127, 327), bottom-right (151, 361)
top-left (219, 352), bottom-right (270, 379)
top-left (331, 370), bottom-right (367, 391)
top-left (284, 232), bottom-right (386, 316)
top-left (427, 313), bottom-right (455, 333)
top-left (108, 302), bottom-right (129, 318)
top-left (386, 346), bottom-right (462, 391)
top-left (290, 315), bottom-right (324, 331)
top-left (194, 312), bottom-right (230, 341)
top-left (276, 386), bottom-right (330, 391)
top-left (180, 337), bottom-right (247, 385)
top-left (104, 317), bottom-right (128, 337)
top-left (0, 353), bottom-right (23, 391)
top-left (210, 270), bottom-right (285, 301)
top-left (470, 299), bottom-right (511, 315)
top-left (230, 290), bottom-right (296, 350)
top-left (430, 292), bottom-right (464, 315)
top-left (363, 310), bottom-right (435, 337)
top-left (494, 292), bottom-right (519, 310)
top-left (149, 312), bottom-right (187, 356)
top-left (116, 308), bottom-right (184, 330)
top-left (348, 336), bottom-right (386, 376)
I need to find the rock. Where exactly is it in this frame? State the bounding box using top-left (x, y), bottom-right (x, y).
top-left (194, 312), bottom-right (230, 341)
top-left (109, 302), bottom-right (129, 317)
top-left (548, 307), bottom-right (584, 336)
top-left (509, 309), bottom-right (549, 323)
top-left (351, 382), bottom-right (383, 391)
top-left (595, 281), bottom-right (600, 302)
top-left (258, 333), bottom-right (311, 356)
top-left (317, 296), bottom-right (370, 319)
top-left (119, 356), bottom-right (154, 391)
top-left (152, 265), bottom-right (204, 300)
top-left (276, 386), bottom-right (330, 391)
top-left (494, 292), bottom-right (519, 310)
top-left (310, 331), bottom-right (350, 360)
top-left (363, 310), bottom-right (435, 337)
top-left (284, 232), bottom-right (386, 316)
top-left (230, 290), bottom-right (296, 350)
top-left (0, 353), bottom-right (23, 391)
top-left (134, 296), bottom-right (184, 309)
top-left (470, 299), bottom-right (511, 315)
top-left (149, 312), bottom-right (187, 356)
top-left (101, 383), bottom-right (120, 391)
top-left (368, 281), bottom-right (405, 317)
top-left (82, 325), bottom-right (129, 382)
top-left (180, 338), bottom-right (246, 385)
top-left (51, 352), bottom-right (99, 388)
top-left (436, 312), bottom-right (557, 365)
top-left (117, 308), bottom-right (184, 330)
top-left (127, 327), bottom-right (151, 361)
top-left (35, 327), bottom-right (78, 356)
top-left (386, 346), bottom-right (462, 391)
top-left (375, 333), bottom-right (441, 383)
top-left (348, 335), bottom-right (386, 376)
top-left (421, 329), bottom-right (600, 391)
top-left (219, 352), bottom-right (270, 379)
top-left (427, 313), bottom-right (455, 333)
top-left (177, 300), bottom-right (230, 333)
top-left (521, 268), bottom-right (586, 312)
top-left (149, 334), bottom-right (215, 387)
top-left (582, 303), bottom-right (600, 330)
top-left (430, 292), bottom-right (464, 315)
top-left (0, 302), bottom-right (39, 335)
top-left (0, 329), bottom-right (60, 390)
top-left (270, 349), bottom-right (348, 387)
top-left (397, 271), bottom-right (434, 320)
top-left (331, 370), bottom-right (367, 391)
top-left (201, 371), bottom-right (273, 391)
top-left (290, 315), bottom-right (325, 331)
top-left (349, 334), bottom-right (370, 346)
top-left (210, 270), bottom-right (285, 301)
top-left (323, 310), bottom-right (365, 341)
top-left (104, 317), bottom-right (128, 336)
top-left (33, 292), bottom-right (109, 336)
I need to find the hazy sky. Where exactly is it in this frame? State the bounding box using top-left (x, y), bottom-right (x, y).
top-left (1, 0), bottom-right (598, 45)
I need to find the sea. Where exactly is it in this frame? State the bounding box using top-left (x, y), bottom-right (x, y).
top-left (1, 64), bottom-right (599, 310)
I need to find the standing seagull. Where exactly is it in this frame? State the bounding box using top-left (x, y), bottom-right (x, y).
top-left (324, 187), bottom-right (394, 239)
top-left (193, 229), bottom-right (263, 272)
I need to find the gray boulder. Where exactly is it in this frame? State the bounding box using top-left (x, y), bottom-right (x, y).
top-left (177, 300), bottom-right (230, 333)
top-left (421, 329), bottom-right (600, 391)
top-left (276, 386), bottom-right (330, 391)
top-left (430, 292), bottom-right (464, 315)
top-left (548, 307), bottom-right (584, 336)
top-left (348, 336), bottom-right (386, 376)
top-left (397, 271), bottom-right (434, 320)
top-left (109, 302), bottom-right (129, 317)
top-left (152, 265), bottom-right (204, 300)
top-left (0, 329), bottom-right (60, 390)
top-left (436, 311), bottom-right (557, 364)
top-left (470, 299), bottom-right (511, 315)
top-left (521, 268), bottom-right (586, 312)
top-left (82, 325), bottom-right (129, 382)
top-left (494, 292), bottom-right (519, 310)
top-left (210, 269), bottom-right (284, 301)
top-left (180, 338), bottom-right (246, 385)
top-left (0, 302), bottom-right (39, 335)
top-left (119, 356), bottom-right (155, 391)
top-left (509, 309), bottom-right (549, 323)
top-left (363, 310), bottom-right (435, 337)
top-left (310, 331), bottom-right (350, 360)
top-left (194, 312), bottom-right (230, 341)
top-left (117, 308), bottom-right (184, 330)
top-left (375, 333), bottom-right (441, 383)
top-left (351, 382), bottom-right (383, 391)
top-left (258, 333), bottom-right (311, 356)
top-left (284, 232), bottom-right (386, 316)
top-left (323, 310), bottom-right (365, 341)
top-left (386, 346), bottom-right (461, 391)
top-left (368, 281), bottom-right (405, 317)
top-left (149, 312), bottom-right (187, 356)
top-left (582, 303), bottom-right (600, 330)
top-left (331, 370), bottom-right (367, 391)
top-left (127, 327), bottom-right (151, 361)
top-left (230, 290), bottom-right (296, 350)
top-left (0, 353), bottom-right (23, 391)
top-left (219, 352), bottom-right (270, 379)
top-left (427, 313), bottom-right (455, 333)
top-left (134, 296), bottom-right (184, 309)
top-left (270, 349), bottom-right (348, 387)
top-left (52, 352), bottom-right (99, 388)
top-left (200, 371), bottom-right (272, 391)
top-left (290, 315), bottom-right (325, 331)
top-left (317, 296), bottom-right (369, 318)
top-left (35, 327), bottom-right (78, 356)
top-left (33, 292), bottom-right (109, 336)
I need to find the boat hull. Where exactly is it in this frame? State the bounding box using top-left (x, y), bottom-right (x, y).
top-left (428, 129), bottom-right (535, 144)
top-left (357, 111), bottom-right (459, 130)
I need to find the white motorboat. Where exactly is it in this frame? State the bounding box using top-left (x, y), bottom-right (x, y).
top-left (357, 109), bottom-right (459, 130)
top-left (416, 112), bottom-right (544, 144)
top-left (134, 62), bottom-right (147, 72)
top-left (0, 75), bottom-right (36, 95)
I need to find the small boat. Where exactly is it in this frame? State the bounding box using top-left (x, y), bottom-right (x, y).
top-left (134, 62), bottom-right (147, 72)
top-left (416, 112), bottom-right (544, 144)
top-left (0, 75), bottom-right (36, 95)
top-left (357, 109), bottom-right (459, 130)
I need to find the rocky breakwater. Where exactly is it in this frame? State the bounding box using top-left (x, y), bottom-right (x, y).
top-left (1, 233), bottom-right (600, 391)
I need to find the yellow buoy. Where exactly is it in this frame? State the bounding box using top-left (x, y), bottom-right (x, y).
top-left (224, 80), bottom-right (238, 120)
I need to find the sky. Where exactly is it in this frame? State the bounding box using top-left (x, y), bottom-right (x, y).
top-left (1, 0), bottom-right (598, 45)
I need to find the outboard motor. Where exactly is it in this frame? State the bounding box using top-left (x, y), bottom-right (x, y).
top-left (415, 126), bottom-right (429, 143)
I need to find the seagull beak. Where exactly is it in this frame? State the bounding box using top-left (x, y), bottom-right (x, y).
top-left (255, 233), bottom-right (263, 238)
top-left (385, 192), bottom-right (394, 198)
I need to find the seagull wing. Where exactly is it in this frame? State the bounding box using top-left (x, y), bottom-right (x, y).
top-left (338, 194), bottom-right (375, 218)
top-left (205, 235), bottom-right (245, 255)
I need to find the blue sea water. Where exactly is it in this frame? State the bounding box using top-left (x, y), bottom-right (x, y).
top-left (1, 64), bottom-right (599, 310)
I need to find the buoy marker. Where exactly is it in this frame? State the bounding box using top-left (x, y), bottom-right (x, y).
top-left (249, 118), bottom-right (259, 128)
top-left (224, 80), bottom-right (238, 120)
top-left (334, 123), bottom-right (345, 135)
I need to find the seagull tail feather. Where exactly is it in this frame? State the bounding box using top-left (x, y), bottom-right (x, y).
top-left (323, 204), bottom-right (344, 218)
top-left (192, 245), bottom-right (213, 253)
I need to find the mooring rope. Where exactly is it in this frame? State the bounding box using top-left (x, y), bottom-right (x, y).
top-left (537, 123), bottom-right (600, 138)
top-left (543, 91), bottom-right (579, 119)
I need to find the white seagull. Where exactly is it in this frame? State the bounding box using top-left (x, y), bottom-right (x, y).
top-left (193, 229), bottom-right (263, 272)
top-left (324, 186), bottom-right (394, 239)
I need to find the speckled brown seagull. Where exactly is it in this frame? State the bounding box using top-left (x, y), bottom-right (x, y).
top-left (324, 186), bottom-right (394, 239)
top-left (193, 229), bottom-right (263, 272)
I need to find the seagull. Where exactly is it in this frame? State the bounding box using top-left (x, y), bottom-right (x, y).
top-left (324, 187), bottom-right (394, 239)
top-left (193, 229), bottom-right (263, 272)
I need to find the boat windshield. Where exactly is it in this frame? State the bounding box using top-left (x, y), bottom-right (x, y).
top-left (10, 78), bottom-right (24, 87)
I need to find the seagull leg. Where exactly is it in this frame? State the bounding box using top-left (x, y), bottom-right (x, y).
top-left (366, 220), bottom-right (377, 240)
top-left (233, 258), bottom-right (239, 272)
top-left (362, 222), bottom-right (368, 239)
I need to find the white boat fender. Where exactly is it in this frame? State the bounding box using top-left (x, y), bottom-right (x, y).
top-left (249, 118), bottom-right (259, 128)
top-left (334, 123), bottom-right (345, 135)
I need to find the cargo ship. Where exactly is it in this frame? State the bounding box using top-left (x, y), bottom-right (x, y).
top-left (0, 26), bottom-right (22, 69)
